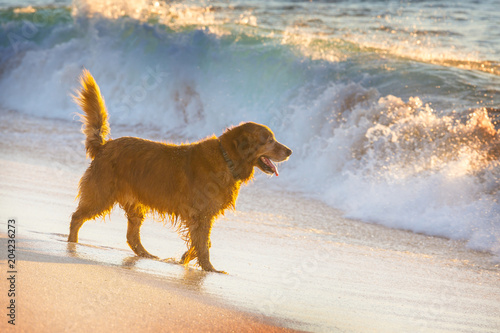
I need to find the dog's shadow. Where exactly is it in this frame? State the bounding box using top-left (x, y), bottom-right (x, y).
top-left (66, 242), bottom-right (209, 289)
top-left (121, 255), bottom-right (208, 288)
top-left (121, 255), bottom-right (180, 269)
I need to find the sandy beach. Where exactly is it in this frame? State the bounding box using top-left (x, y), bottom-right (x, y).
top-left (0, 234), bottom-right (296, 333)
top-left (1, 110), bottom-right (499, 332)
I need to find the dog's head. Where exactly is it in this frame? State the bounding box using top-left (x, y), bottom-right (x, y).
top-left (228, 122), bottom-right (292, 177)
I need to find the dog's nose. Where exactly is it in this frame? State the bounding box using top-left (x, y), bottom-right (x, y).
top-left (285, 147), bottom-right (292, 156)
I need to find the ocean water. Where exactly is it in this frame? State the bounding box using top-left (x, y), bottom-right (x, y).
top-left (1, 0), bottom-right (499, 257)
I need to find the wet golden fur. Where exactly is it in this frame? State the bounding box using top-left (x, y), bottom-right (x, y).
top-left (68, 70), bottom-right (292, 272)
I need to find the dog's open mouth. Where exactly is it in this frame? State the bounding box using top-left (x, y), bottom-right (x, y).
top-left (259, 156), bottom-right (278, 176)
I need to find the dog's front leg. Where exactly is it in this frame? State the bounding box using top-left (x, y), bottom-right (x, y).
top-left (180, 246), bottom-right (195, 265)
top-left (187, 219), bottom-right (225, 273)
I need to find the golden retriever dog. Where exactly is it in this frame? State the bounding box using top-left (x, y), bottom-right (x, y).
top-left (68, 70), bottom-right (292, 273)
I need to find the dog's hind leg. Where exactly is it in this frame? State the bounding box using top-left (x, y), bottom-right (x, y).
top-left (68, 193), bottom-right (115, 243)
top-left (68, 201), bottom-right (114, 243)
top-left (124, 204), bottom-right (158, 259)
top-left (69, 166), bottom-right (116, 243)
top-left (68, 206), bottom-right (91, 243)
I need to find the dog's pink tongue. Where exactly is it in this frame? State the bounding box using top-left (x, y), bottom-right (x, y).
top-left (262, 157), bottom-right (279, 176)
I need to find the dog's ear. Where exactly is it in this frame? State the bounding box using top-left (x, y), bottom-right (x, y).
top-left (234, 133), bottom-right (251, 158)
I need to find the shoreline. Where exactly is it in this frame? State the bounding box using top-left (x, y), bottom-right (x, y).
top-left (1, 110), bottom-right (499, 332)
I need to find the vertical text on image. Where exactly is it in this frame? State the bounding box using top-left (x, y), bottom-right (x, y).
top-left (6, 219), bottom-right (16, 325)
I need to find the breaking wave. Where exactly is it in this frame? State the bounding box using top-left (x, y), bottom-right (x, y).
top-left (0, 0), bottom-right (499, 256)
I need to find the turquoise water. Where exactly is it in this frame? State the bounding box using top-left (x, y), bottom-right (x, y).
top-left (1, 0), bottom-right (499, 256)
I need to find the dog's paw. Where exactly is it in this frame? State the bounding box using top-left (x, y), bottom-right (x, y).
top-left (203, 266), bottom-right (227, 274)
top-left (214, 270), bottom-right (228, 274)
top-left (139, 253), bottom-right (159, 260)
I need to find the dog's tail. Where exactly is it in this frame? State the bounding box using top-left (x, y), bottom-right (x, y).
top-left (73, 69), bottom-right (110, 160)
